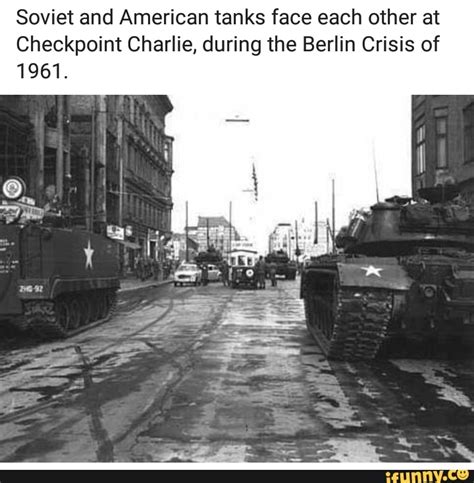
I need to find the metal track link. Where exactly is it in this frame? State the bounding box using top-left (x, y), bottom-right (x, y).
top-left (306, 287), bottom-right (393, 360)
top-left (24, 289), bottom-right (118, 340)
top-left (24, 299), bottom-right (61, 338)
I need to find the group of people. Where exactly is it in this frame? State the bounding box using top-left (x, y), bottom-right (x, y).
top-left (177, 257), bottom-right (280, 289)
top-left (254, 256), bottom-right (278, 289)
top-left (134, 256), bottom-right (172, 282)
top-left (215, 256), bottom-right (279, 289)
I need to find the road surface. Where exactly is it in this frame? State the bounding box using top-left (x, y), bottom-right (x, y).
top-left (0, 279), bottom-right (473, 463)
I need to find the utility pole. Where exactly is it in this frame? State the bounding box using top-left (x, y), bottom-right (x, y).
top-left (206, 217), bottom-right (210, 249)
top-left (117, 95), bottom-right (125, 226)
top-left (90, 101), bottom-right (96, 232)
top-left (56, 95), bottom-right (64, 201)
top-left (229, 201), bottom-right (233, 262)
top-left (95, 95), bottom-right (107, 234)
top-left (332, 178), bottom-right (336, 253)
top-left (63, 96), bottom-right (72, 218)
top-left (326, 218), bottom-right (331, 254)
top-left (185, 201), bottom-right (189, 262)
top-left (314, 201), bottom-right (318, 244)
top-left (225, 115), bottom-right (249, 258)
top-left (33, 97), bottom-right (45, 204)
top-left (295, 219), bottom-right (300, 261)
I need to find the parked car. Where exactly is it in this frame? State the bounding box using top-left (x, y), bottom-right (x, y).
top-left (174, 263), bottom-right (202, 286)
top-left (207, 264), bottom-right (222, 282)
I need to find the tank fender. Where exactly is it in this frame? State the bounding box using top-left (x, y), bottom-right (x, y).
top-left (336, 262), bottom-right (413, 291)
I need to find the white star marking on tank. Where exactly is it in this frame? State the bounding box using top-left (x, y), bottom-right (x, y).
top-left (83, 240), bottom-right (94, 269)
top-left (360, 265), bottom-right (383, 277)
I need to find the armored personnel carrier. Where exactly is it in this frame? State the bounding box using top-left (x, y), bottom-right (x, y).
top-left (301, 185), bottom-right (474, 360)
top-left (0, 176), bottom-right (119, 338)
top-left (265, 250), bottom-right (297, 280)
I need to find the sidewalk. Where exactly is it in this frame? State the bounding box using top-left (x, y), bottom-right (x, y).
top-left (119, 277), bottom-right (172, 293)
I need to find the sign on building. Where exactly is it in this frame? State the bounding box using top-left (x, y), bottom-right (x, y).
top-left (107, 224), bottom-right (125, 240)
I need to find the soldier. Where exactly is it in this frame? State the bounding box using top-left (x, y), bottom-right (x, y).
top-left (256, 256), bottom-right (266, 289)
top-left (136, 255), bottom-right (144, 281)
top-left (221, 260), bottom-right (229, 286)
top-left (201, 263), bottom-right (209, 286)
top-left (163, 259), bottom-right (170, 280)
top-left (269, 261), bottom-right (277, 287)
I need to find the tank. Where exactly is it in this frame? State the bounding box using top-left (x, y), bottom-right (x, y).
top-left (265, 250), bottom-right (297, 280)
top-left (301, 185), bottom-right (474, 360)
top-left (0, 177), bottom-right (120, 338)
top-left (194, 246), bottom-right (223, 266)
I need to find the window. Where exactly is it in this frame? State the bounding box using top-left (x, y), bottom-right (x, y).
top-left (464, 103), bottom-right (474, 164)
top-left (435, 114), bottom-right (447, 168)
top-left (0, 123), bottom-right (28, 186)
top-left (164, 137), bottom-right (173, 164)
top-left (415, 124), bottom-right (426, 174)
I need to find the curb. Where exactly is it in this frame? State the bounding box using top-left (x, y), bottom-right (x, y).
top-left (119, 279), bottom-right (173, 293)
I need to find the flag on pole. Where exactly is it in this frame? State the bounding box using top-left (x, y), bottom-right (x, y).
top-left (252, 163), bottom-right (258, 201)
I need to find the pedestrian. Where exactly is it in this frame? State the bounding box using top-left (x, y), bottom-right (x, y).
top-left (152, 258), bottom-right (160, 281)
top-left (269, 261), bottom-right (277, 287)
top-left (221, 260), bottom-right (229, 286)
top-left (136, 255), bottom-right (144, 281)
top-left (256, 256), bottom-right (266, 289)
top-left (143, 257), bottom-right (151, 280)
top-left (163, 260), bottom-right (170, 280)
top-left (201, 263), bottom-right (209, 286)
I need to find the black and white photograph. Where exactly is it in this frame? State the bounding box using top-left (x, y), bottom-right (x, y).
top-left (0, 93), bottom-right (474, 466)
top-left (1, 0), bottom-right (474, 473)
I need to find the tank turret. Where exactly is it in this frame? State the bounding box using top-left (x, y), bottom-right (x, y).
top-left (339, 188), bottom-right (474, 256)
top-left (194, 246), bottom-right (223, 266)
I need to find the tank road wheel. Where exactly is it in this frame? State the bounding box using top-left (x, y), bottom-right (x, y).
top-left (90, 293), bottom-right (103, 322)
top-left (97, 292), bottom-right (108, 320)
top-left (68, 299), bottom-right (81, 331)
top-left (23, 289), bottom-right (118, 340)
top-left (105, 290), bottom-right (117, 318)
top-left (55, 299), bottom-right (73, 336)
top-left (77, 295), bottom-right (92, 326)
top-left (9, 315), bottom-right (29, 332)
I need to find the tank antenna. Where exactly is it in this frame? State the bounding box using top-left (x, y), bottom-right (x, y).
top-left (372, 140), bottom-right (380, 203)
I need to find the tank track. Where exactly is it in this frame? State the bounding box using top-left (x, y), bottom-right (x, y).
top-left (24, 289), bottom-right (118, 339)
top-left (305, 287), bottom-right (393, 360)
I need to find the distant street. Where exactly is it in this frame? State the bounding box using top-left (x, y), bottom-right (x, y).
top-left (0, 279), bottom-right (473, 462)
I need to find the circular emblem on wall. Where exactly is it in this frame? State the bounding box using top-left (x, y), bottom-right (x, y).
top-left (2, 177), bottom-right (26, 200)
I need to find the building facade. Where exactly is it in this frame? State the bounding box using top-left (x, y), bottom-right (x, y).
top-left (412, 95), bottom-right (474, 199)
top-left (0, 95), bottom-right (174, 274)
top-left (196, 216), bottom-right (240, 254)
top-left (268, 220), bottom-right (327, 260)
top-left (0, 96), bottom-right (70, 204)
top-left (171, 233), bottom-right (199, 263)
top-left (268, 223), bottom-right (294, 256)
